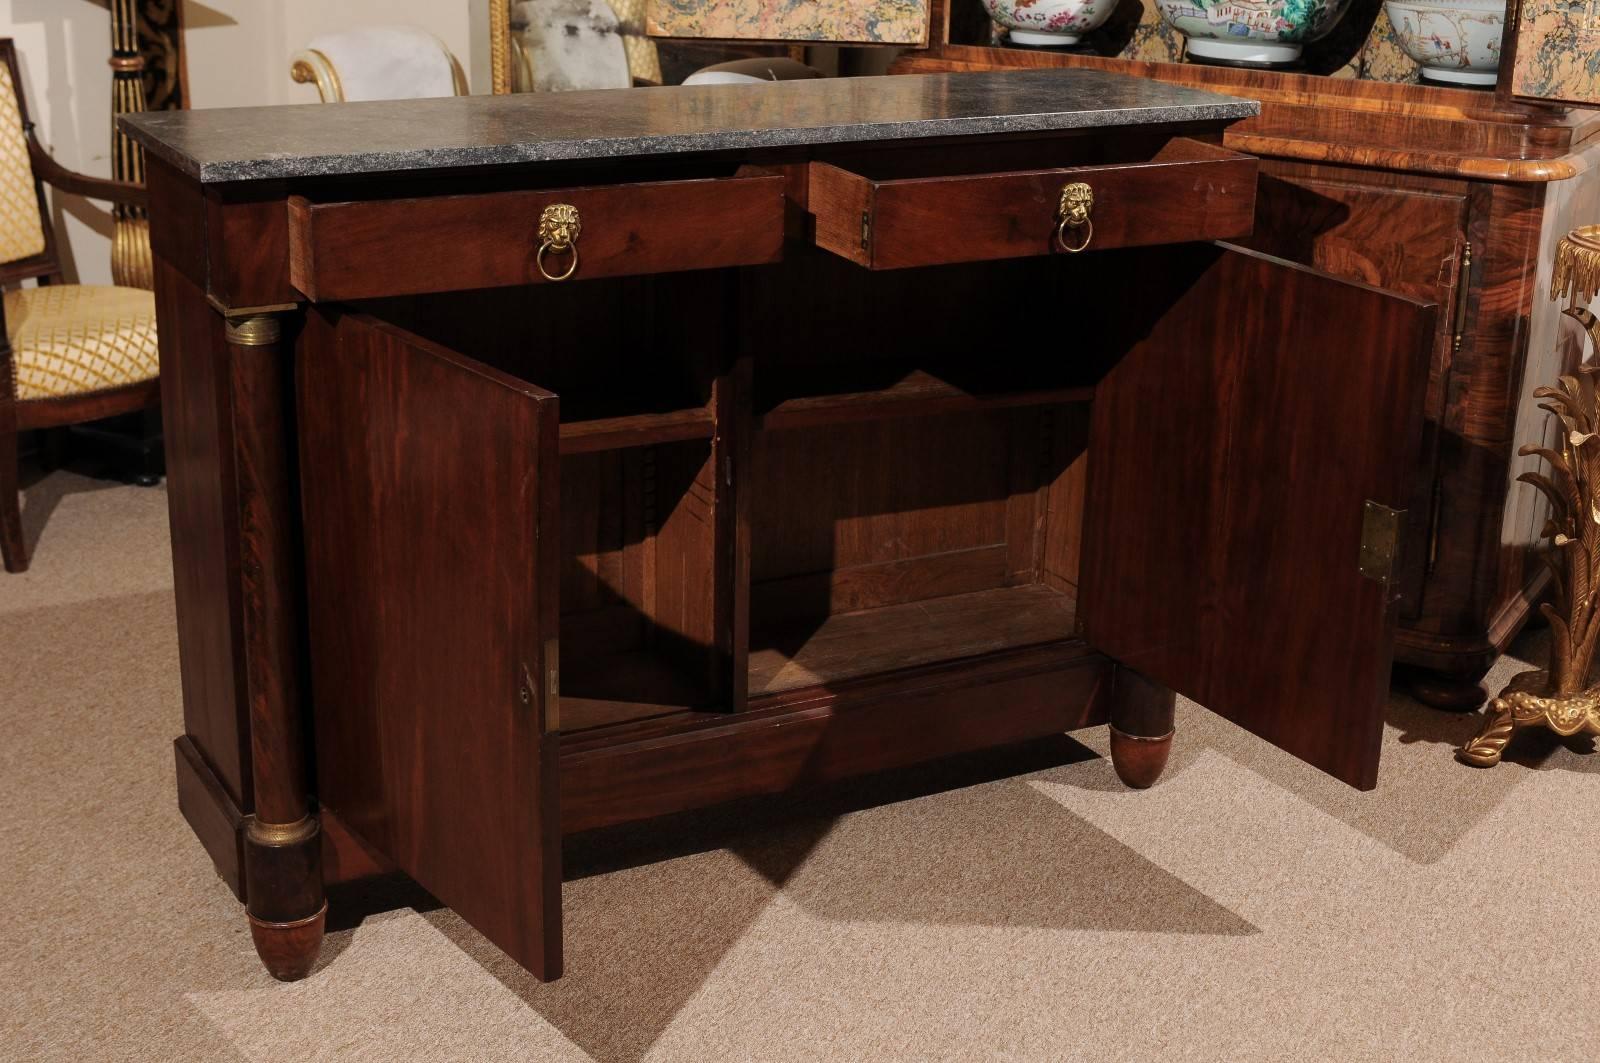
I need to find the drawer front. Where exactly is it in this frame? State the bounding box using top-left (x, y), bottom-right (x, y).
top-left (811, 139), bottom-right (1258, 270)
top-left (288, 169), bottom-right (786, 300)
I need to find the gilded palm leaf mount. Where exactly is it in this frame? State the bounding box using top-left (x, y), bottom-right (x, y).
top-left (1460, 236), bottom-right (1600, 767)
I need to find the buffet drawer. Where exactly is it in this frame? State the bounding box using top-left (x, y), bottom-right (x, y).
top-left (809, 138), bottom-right (1257, 270)
top-left (287, 167), bottom-right (786, 300)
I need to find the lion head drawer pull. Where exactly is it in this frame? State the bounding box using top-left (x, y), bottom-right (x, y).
top-left (1056, 182), bottom-right (1094, 254)
top-left (537, 203), bottom-right (582, 282)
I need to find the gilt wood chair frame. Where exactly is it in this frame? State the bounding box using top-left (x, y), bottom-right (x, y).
top-left (0, 38), bottom-right (156, 572)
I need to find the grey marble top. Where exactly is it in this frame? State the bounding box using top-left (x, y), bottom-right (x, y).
top-left (121, 70), bottom-right (1258, 185)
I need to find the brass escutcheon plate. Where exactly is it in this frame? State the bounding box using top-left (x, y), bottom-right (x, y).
top-left (537, 203), bottom-right (582, 281)
top-left (539, 203), bottom-right (581, 249)
top-left (1056, 181), bottom-right (1095, 253)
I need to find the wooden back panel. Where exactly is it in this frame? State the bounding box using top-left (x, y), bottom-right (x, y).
top-left (741, 248), bottom-right (1114, 626)
top-left (297, 309), bottom-right (563, 979)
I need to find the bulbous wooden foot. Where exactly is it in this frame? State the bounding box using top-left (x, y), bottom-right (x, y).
top-left (249, 903), bottom-right (327, 981)
top-left (1406, 672), bottom-right (1488, 712)
top-left (1109, 726), bottom-right (1175, 788)
top-left (243, 814), bottom-right (325, 981)
top-left (1108, 665), bottom-right (1177, 789)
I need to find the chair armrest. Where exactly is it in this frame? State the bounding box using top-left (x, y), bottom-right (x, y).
top-left (26, 128), bottom-right (148, 209)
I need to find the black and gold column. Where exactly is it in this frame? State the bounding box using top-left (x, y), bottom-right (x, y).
top-left (109, 0), bottom-right (152, 289)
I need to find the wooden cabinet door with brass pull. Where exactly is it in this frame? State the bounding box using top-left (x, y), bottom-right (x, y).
top-left (296, 308), bottom-right (565, 981)
top-left (1079, 243), bottom-right (1437, 790)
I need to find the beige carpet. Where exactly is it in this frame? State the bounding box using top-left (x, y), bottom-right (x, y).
top-left (4, 470), bottom-right (1600, 1062)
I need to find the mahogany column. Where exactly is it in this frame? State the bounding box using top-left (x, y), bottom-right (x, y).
top-left (225, 308), bottom-right (325, 981)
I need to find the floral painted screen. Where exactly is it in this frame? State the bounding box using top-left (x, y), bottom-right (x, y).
top-left (1506, 0), bottom-right (1600, 106)
top-left (645, 0), bottom-right (931, 45)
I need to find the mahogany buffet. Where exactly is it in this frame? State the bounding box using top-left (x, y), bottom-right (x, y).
top-left (124, 70), bottom-right (1436, 984)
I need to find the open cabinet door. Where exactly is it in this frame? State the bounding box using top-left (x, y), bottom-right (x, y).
top-left (297, 309), bottom-right (563, 978)
top-left (1080, 244), bottom-right (1436, 790)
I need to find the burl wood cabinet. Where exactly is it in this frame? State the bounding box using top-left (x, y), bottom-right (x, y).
top-left (899, 0), bottom-right (1600, 706)
top-left (126, 71), bottom-right (1436, 984)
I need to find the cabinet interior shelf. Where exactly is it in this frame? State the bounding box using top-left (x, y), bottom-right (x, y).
top-left (750, 583), bottom-right (1080, 697)
top-left (558, 406), bottom-right (714, 455)
top-left (559, 584), bottom-right (1081, 736)
top-left (561, 646), bottom-right (716, 734)
top-left (757, 365), bottom-right (1096, 431)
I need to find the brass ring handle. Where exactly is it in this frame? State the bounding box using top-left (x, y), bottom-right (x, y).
top-left (537, 241), bottom-right (579, 282)
top-left (1055, 181), bottom-right (1094, 254)
top-left (1055, 216), bottom-right (1093, 254)
top-left (537, 203), bottom-right (582, 283)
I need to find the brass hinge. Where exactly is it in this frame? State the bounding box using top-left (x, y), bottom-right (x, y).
top-left (1451, 241), bottom-right (1473, 354)
top-left (860, 210), bottom-right (871, 251)
top-left (522, 646), bottom-right (560, 734)
top-left (1359, 500), bottom-right (1405, 584)
top-left (545, 638), bottom-right (560, 734)
top-left (1425, 479), bottom-right (1442, 576)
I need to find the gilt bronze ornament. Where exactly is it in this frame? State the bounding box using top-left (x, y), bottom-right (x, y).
top-left (1460, 283), bottom-right (1600, 766)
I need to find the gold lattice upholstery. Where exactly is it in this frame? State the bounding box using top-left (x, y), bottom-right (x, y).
top-left (5, 284), bottom-right (158, 400)
top-left (0, 61), bottom-right (45, 265)
top-left (610, 0), bottom-right (663, 85)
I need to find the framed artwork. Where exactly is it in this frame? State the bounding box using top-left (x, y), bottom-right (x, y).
top-left (1499, 0), bottom-right (1600, 108)
top-left (644, 0), bottom-right (931, 46)
top-left (490, 0), bottom-right (838, 90)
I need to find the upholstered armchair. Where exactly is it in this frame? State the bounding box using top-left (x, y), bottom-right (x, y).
top-left (290, 25), bottom-right (469, 102)
top-left (609, 0), bottom-right (664, 86)
top-left (0, 40), bottom-right (157, 573)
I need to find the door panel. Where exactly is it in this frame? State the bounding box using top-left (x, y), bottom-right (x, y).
top-left (297, 309), bottom-right (563, 978)
top-left (1081, 244), bottom-right (1436, 789)
top-left (1243, 166), bottom-right (1470, 616)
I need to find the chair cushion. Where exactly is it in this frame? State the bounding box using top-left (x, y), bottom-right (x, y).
top-left (6, 285), bottom-right (158, 401)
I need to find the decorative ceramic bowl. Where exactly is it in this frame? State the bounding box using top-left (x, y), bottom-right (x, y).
top-left (1382, 0), bottom-right (1506, 87)
top-left (983, 0), bottom-right (1119, 46)
top-left (1155, 0), bottom-right (1355, 65)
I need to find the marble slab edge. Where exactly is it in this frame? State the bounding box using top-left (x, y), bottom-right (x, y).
top-left (121, 72), bottom-right (1262, 185)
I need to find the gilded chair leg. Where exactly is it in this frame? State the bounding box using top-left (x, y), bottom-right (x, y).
top-left (1108, 665), bottom-right (1176, 789)
top-left (0, 421), bottom-right (27, 573)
